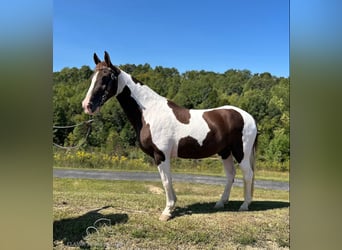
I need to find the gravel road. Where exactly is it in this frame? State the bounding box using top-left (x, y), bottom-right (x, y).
top-left (53, 168), bottom-right (289, 191)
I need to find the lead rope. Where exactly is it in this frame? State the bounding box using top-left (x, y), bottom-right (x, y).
top-left (53, 119), bottom-right (94, 150)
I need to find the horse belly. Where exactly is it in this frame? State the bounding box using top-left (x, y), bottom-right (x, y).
top-left (176, 135), bottom-right (222, 159)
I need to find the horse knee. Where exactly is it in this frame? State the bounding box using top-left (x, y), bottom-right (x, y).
top-left (226, 166), bottom-right (236, 180)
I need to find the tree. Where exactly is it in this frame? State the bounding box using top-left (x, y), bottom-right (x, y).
top-left (265, 129), bottom-right (290, 162)
top-left (239, 89), bottom-right (268, 122)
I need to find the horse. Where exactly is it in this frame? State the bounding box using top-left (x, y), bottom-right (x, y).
top-left (82, 51), bottom-right (258, 221)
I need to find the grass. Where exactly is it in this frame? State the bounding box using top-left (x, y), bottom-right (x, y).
top-left (53, 178), bottom-right (289, 249)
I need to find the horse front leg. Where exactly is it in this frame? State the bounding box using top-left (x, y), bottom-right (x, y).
top-left (157, 158), bottom-right (177, 221)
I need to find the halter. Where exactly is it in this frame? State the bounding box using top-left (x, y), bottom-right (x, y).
top-left (100, 91), bottom-right (108, 106)
top-left (96, 66), bottom-right (118, 105)
top-left (98, 67), bottom-right (117, 80)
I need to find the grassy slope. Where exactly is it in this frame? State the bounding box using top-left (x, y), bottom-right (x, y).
top-left (53, 178), bottom-right (289, 249)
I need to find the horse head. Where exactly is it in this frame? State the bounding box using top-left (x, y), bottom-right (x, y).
top-left (82, 51), bottom-right (121, 114)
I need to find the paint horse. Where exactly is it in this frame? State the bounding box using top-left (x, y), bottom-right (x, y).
top-left (82, 51), bottom-right (258, 221)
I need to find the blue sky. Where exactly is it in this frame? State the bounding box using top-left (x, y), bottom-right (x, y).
top-left (54, 0), bottom-right (289, 77)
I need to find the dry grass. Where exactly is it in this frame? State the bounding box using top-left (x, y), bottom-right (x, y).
top-left (53, 178), bottom-right (289, 249)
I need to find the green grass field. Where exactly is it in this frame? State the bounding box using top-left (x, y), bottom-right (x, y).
top-left (53, 178), bottom-right (289, 249)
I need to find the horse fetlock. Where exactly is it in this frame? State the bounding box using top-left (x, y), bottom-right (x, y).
top-left (168, 200), bottom-right (176, 209)
top-left (173, 195), bottom-right (177, 204)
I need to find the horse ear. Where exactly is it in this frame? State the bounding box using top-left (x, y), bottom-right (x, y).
top-left (104, 51), bottom-right (120, 75)
top-left (104, 51), bottom-right (112, 66)
top-left (93, 53), bottom-right (101, 65)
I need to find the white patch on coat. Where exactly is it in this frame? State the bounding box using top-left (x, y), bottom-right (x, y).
top-left (143, 105), bottom-right (212, 157)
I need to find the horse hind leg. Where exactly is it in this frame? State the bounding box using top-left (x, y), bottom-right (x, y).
top-left (214, 154), bottom-right (236, 209)
top-left (238, 155), bottom-right (254, 211)
top-left (157, 157), bottom-right (177, 221)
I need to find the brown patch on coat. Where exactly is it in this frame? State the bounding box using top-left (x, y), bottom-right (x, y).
top-left (177, 109), bottom-right (244, 162)
top-left (139, 116), bottom-right (166, 165)
top-left (116, 86), bottom-right (142, 133)
top-left (167, 100), bottom-right (191, 124)
top-left (116, 86), bottom-right (165, 165)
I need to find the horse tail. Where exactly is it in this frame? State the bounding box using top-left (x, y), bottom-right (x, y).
top-left (250, 131), bottom-right (258, 198)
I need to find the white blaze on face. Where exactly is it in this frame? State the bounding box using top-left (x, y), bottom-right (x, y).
top-left (82, 71), bottom-right (99, 114)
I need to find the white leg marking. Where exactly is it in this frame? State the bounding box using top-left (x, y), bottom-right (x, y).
top-left (157, 158), bottom-right (177, 221)
top-left (215, 154), bottom-right (236, 209)
top-left (238, 157), bottom-right (254, 211)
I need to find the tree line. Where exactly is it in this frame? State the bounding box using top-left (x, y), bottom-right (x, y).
top-left (53, 64), bottom-right (289, 168)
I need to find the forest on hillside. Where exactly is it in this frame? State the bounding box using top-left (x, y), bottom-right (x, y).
top-left (53, 64), bottom-right (289, 170)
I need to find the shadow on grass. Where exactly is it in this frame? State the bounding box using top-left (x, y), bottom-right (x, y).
top-left (53, 206), bottom-right (128, 249)
top-left (173, 200), bottom-right (290, 219)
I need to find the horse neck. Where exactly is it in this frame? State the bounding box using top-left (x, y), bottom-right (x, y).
top-left (115, 70), bottom-right (164, 133)
top-left (118, 71), bottom-right (165, 109)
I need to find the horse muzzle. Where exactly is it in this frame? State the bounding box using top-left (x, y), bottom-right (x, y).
top-left (82, 100), bottom-right (100, 115)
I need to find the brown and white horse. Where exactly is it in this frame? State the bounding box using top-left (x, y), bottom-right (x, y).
top-left (82, 51), bottom-right (258, 221)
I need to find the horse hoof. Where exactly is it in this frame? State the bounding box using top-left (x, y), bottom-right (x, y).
top-left (159, 214), bottom-right (172, 221)
top-left (238, 206), bottom-right (249, 212)
top-left (214, 201), bottom-right (224, 209)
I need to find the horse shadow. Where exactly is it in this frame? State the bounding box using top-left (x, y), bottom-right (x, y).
top-left (53, 206), bottom-right (128, 249)
top-left (172, 200), bottom-right (290, 218)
